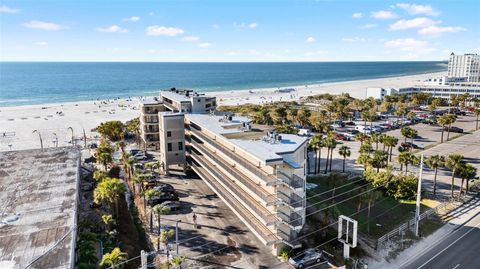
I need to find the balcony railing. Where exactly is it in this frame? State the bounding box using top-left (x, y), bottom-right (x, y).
top-left (277, 171), bottom-right (305, 190)
top-left (143, 109), bottom-right (160, 115)
top-left (190, 150), bottom-right (277, 225)
top-left (189, 128), bottom-right (277, 184)
top-left (277, 211), bottom-right (303, 228)
top-left (278, 191), bottom-right (305, 210)
top-left (277, 229), bottom-right (301, 248)
top-left (190, 139), bottom-right (278, 205)
top-left (191, 164), bottom-right (279, 244)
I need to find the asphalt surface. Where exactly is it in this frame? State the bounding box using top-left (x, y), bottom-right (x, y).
top-left (398, 198), bottom-right (480, 269)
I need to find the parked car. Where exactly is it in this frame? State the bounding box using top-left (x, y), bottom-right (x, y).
top-left (344, 121), bottom-right (356, 126)
top-left (129, 148), bottom-right (141, 155)
top-left (298, 128), bottom-right (312, 137)
top-left (445, 126), bottom-right (464, 133)
top-left (333, 133), bottom-right (348, 141)
top-left (160, 201), bottom-right (181, 212)
top-left (147, 192), bottom-right (179, 206)
top-left (154, 183), bottom-right (175, 194)
top-left (342, 132), bottom-right (356, 141)
top-left (134, 152), bottom-right (148, 160)
top-left (289, 248), bottom-right (323, 268)
top-left (401, 142), bottom-right (422, 149)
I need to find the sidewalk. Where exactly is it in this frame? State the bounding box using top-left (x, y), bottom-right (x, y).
top-left (367, 196), bottom-right (480, 269)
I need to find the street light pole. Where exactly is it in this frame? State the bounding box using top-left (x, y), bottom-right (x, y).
top-left (176, 219), bottom-right (181, 256)
top-left (415, 154), bottom-right (424, 237)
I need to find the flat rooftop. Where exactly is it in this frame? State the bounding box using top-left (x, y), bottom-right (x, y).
top-left (186, 114), bottom-right (308, 162)
top-left (139, 96), bottom-right (162, 105)
top-left (161, 90), bottom-right (191, 103)
top-left (0, 147), bottom-right (80, 269)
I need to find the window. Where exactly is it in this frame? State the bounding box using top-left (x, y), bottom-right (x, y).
top-left (178, 142), bottom-right (183, 151)
top-left (167, 131), bottom-right (172, 137)
top-left (167, 143), bottom-right (172, 152)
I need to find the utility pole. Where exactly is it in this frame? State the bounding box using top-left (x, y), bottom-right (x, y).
top-left (175, 219), bottom-right (181, 256)
top-left (415, 154), bottom-right (424, 237)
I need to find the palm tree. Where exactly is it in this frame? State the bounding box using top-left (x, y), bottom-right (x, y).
top-left (98, 121), bottom-right (125, 142)
top-left (97, 152), bottom-right (113, 171)
top-left (169, 255), bottom-right (186, 269)
top-left (401, 126), bottom-right (413, 144)
top-left (101, 214), bottom-right (114, 231)
top-left (458, 164), bottom-right (477, 196)
top-left (445, 114), bottom-right (457, 141)
top-left (398, 152), bottom-right (418, 173)
top-left (133, 173), bottom-right (147, 196)
top-left (369, 150), bottom-right (388, 172)
top-left (425, 155), bottom-right (445, 197)
top-left (383, 135), bottom-right (398, 162)
top-left (152, 204), bottom-right (172, 249)
top-left (437, 115), bottom-right (449, 143)
top-left (116, 140), bottom-right (126, 154)
top-left (355, 133), bottom-right (369, 147)
top-left (357, 154), bottom-right (371, 171)
top-left (159, 229), bottom-right (175, 255)
top-left (324, 135), bottom-right (337, 173)
top-left (94, 177), bottom-right (126, 217)
top-left (309, 135), bottom-right (324, 174)
top-left (338, 145), bottom-right (351, 172)
top-left (371, 133), bottom-right (381, 150)
top-left (100, 247), bottom-right (128, 269)
top-left (143, 189), bottom-right (161, 231)
top-left (474, 108), bottom-right (480, 130)
top-left (445, 154), bottom-right (465, 198)
top-left (93, 170), bottom-right (108, 182)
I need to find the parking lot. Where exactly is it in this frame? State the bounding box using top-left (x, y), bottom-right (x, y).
top-left (139, 170), bottom-right (291, 269)
top-left (308, 111), bottom-right (479, 198)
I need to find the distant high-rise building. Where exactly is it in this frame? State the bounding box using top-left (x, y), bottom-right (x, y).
top-left (447, 53), bottom-right (480, 82)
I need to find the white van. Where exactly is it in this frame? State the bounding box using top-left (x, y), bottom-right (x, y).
top-left (298, 128), bottom-right (312, 136)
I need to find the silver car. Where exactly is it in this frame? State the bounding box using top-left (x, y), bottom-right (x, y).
top-left (288, 248), bottom-right (323, 268)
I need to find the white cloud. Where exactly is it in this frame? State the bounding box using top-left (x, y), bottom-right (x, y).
top-left (212, 24), bottom-right (220, 29)
top-left (371, 10), bottom-right (397, 19)
top-left (227, 51), bottom-right (238, 56)
top-left (199, 42), bottom-right (211, 48)
top-left (248, 49), bottom-right (260, 55)
top-left (22, 20), bottom-right (67, 31)
top-left (0, 5), bottom-right (19, 13)
top-left (342, 37), bottom-right (365, 43)
top-left (389, 17), bottom-right (439, 30)
top-left (395, 3), bottom-right (440, 16)
top-left (149, 12), bottom-right (155, 16)
top-left (182, 36), bottom-right (200, 42)
top-left (124, 16), bottom-right (140, 22)
top-left (96, 25), bottom-right (128, 33)
top-left (384, 38), bottom-right (427, 51)
top-left (306, 37), bottom-right (316, 43)
top-left (360, 24), bottom-right (378, 29)
top-left (234, 22), bottom-right (258, 29)
top-left (352, 12), bottom-right (363, 19)
top-left (304, 50), bottom-right (329, 56)
top-left (145, 26), bottom-right (184, 36)
top-left (418, 25), bottom-right (466, 37)
top-left (35, 41), bottom-right (48, 46)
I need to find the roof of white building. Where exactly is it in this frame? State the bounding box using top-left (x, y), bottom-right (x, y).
top-left (161, 91), bottom-right (191, 103)
top-left (186, 114), bottom-right (308, 162)
top-left (0, 147), bottom-right (80, 269)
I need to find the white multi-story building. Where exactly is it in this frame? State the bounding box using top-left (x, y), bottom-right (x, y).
top-left (447, 53), bottom-right (480, 82)
top-left (139, 90), bottom-right (308, 254)
top-left (365, 87), bottom-right (398, 100)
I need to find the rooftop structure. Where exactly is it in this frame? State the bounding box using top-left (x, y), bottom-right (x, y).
top-left (0, 147), bottom-right (80, 269)
top-left (139, 89), bottom-right (216, 149)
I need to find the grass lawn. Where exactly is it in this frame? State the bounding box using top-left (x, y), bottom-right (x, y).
top-left (307, 174), bottom-right (435, 239)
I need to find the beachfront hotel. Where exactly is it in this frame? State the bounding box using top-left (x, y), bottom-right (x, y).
top-left (367, 53), bottom-right (480, 100)
top-left (139, 90), bottom-right (308, 254)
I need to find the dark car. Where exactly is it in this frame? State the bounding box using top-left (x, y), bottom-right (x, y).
top-left (160, 201), bottom-right (181, 212)
top-left (289, 249), bottom-right (323, 268)
top-left (154, 183), bottom-right (175, 194)
top-left (344, 121), bottom-right (356, 126)
top-left (147, 192), bottom-right (179, 206)
top-left (401, 142), bottom-right (422, 149)
top-left (445, 126), bottom-right (464, 133)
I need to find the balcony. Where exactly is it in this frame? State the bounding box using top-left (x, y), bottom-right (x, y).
top-left (277, 211), bottom-right (303, 229)
top-left (278, 191), bottom-right (305, 211)
top-left (143, 108), bottom-right (160, 115)
top-left (277, 170), bottom-right (305, 191)
top-left (143, 127), bottom-right (159, 134)
top-left (277, 229), bottom-right (302, 248)
top-left (190, 150), bottom-right (277, 225)
top-left (189, 138), bottom-right (278, 206)
top-left (191, 163), bottom-right (279, 245)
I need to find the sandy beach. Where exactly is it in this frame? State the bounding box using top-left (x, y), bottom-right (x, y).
top-left (0, 71), bottom-right (445, 151)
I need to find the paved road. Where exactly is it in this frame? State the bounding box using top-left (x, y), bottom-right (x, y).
top-left (398, 198), bottom-right (480, 269)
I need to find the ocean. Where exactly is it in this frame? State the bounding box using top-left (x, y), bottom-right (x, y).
top-left (0, 61), bottom-right (447, 106)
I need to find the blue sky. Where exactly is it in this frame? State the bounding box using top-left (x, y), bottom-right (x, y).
top-left (0, 0), bottom-right (479, 61)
